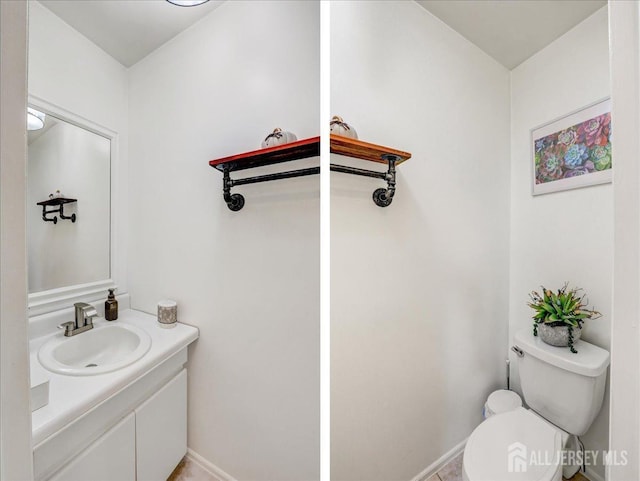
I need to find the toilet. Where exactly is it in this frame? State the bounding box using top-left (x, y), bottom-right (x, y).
top-left (463, 328), bottom-right (610, 481)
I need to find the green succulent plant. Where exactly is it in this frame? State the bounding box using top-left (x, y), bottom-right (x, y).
top-left (527, 283), bottom-right (601, 353)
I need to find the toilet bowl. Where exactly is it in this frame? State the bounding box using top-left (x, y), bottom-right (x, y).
top-left (463, 407), bottom-right (567, 481)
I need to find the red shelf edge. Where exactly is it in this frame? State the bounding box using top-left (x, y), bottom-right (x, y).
top-left (209, 136), bottom-right (320, 168)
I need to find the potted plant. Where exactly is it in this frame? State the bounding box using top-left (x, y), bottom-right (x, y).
top-left (527, 283), bottom-right (601, 353)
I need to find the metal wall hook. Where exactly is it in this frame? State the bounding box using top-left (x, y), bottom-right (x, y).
top-left (373, 154), bottom-right (398, 207)
top-left (221, 164), bottom-right (319, 211)
top-left (331, 153), bottom-right (401, 207)
top-left (222, 168), bottom-right (245, 211)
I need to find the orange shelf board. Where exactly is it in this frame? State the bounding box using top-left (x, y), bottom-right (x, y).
top-left (209, 136), bottom-right (320, 172)
top-left (330, 134), bottom-right (411, 165)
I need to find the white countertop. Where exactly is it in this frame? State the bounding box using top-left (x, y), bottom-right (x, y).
top-left (30, 309), bottom-right (199, 446)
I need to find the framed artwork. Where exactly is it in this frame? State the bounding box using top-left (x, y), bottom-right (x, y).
top-left (531, 98), bottom-right (611, 195)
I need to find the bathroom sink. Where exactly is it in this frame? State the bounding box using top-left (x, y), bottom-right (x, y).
top-left (38, 323), bottom-right (152, 376)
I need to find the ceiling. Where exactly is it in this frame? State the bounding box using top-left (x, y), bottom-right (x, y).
top-left (39, 0), bottom-right (607, 71)
top-left (416, 0), bottom-right (607, 69)
top-left (38, 0), bottom-right (224, 67)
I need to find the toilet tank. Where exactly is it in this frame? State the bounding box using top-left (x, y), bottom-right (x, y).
top-left (514, 328), bottom-right (609, 436)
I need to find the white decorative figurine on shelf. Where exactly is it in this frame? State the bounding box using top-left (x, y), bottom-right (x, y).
top-left (330, 115), bottom-right (358, 139)
top-left (261, 128), bottom-right (297, 148)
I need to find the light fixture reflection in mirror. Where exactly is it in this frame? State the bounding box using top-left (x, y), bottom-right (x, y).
top-left (166, 0), bottom-right (210, 6)
top-left (27, 107), bottom-right (45, 131)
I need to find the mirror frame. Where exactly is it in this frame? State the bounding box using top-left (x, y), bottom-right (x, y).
top-left (27, 94), bottom-right (122, 317)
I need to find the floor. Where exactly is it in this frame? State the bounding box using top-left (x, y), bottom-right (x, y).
top-left (167, 457), bottom-right (215, 481)
top-left (167, 453), bottom-right (592, 481)
top-left (425, 453), bottom-right (463, 481)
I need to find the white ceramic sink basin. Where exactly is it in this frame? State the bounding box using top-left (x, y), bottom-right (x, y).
top-left (38, 323), bottom-right (151, 376)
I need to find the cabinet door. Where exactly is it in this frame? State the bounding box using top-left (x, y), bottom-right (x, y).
top-left (136, 369), bottom-right (187, 481)
top-left (47, 413), bottom-right (135, 481)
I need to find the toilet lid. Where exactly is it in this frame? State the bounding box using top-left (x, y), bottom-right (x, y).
top-left (464, 408), bottom-right (562, 481)
top-left (486, 389), bottom-right (522, 415)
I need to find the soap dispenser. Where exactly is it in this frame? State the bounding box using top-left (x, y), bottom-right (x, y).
top-left (105, 288), bottom-right (118, 321)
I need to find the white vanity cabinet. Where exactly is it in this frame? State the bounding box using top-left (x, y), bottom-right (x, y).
top-left (42, 369), bottom-right (186, 481)
top-left (136, 369), bottom-right (187, 481)
top-left (48, 413), bottom-right (136, 481)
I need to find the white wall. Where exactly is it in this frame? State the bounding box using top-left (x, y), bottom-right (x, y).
top-left (508, 7), bottom-right (611, 480)
top-left (127, 2), bottom-right (320, 480)
top-left (28, 1), bottom-right (127, 134)
top-left (28, 0), bottom-right (129, 298)
top-left (608, 2), bottom-right (640, 479)
top-left (330, 2), bottom-right (511, 480)
top-left (27, 120), bottom-right (110, 293)
top-left (0, 1), bottom-right (34, 479)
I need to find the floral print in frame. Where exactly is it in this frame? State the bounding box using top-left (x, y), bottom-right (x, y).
top-left (532, 98), bottom-right (612, 195)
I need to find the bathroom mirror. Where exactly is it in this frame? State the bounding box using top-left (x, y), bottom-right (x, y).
top-left (27, 100), bottom-right (115, 313)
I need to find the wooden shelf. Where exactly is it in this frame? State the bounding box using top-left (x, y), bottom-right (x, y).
top-left (209, 136), bottom-right (320, 211)
top-left (37, 197), bottom-right (77, 223)
top-left (329, 134), bottom-right (410, 207)
top-left (37, 197), bottom-right (77, 207)
top-left (209, 136), bottom-right (320, 173)
top-left (330, 134), bottom-right (411, 165)
top-left (207, 134), bottom-right (411, 211)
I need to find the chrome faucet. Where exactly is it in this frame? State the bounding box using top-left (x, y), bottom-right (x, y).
top-left (58, 302), bottom-right (98, 337)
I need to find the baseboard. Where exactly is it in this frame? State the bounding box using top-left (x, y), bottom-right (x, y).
top-left (410, 438), bottom-right (467, 481)
top-left (583, 466), bottom-right (604, 481)
top-left (186, 448), bottom-right (238, 481)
